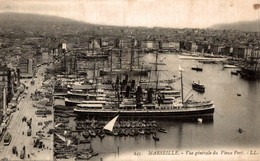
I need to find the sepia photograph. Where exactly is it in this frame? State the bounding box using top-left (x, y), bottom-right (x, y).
top-left (0, 0), bottom-right (259, 160)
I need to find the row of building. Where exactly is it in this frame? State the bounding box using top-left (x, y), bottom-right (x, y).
top-left (62, 38), bottom-right (260, 59)
top-left (0, 65), bottom-right (20, 120)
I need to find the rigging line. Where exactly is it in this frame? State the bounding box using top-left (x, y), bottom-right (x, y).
top-left (215, 110), bottom-right (224, 118)
top-left (183, 89), bottom-right (193, 100)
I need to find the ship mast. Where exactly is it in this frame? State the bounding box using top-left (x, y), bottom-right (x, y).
top-left (92, 36), bottom-right (94, 56)
top-left (93, 58), bottom-right (96, 83)
top-left (110, 49), bottom-right (113, 81)
top-left (137, 48), bottom-right (140, 68)
top-left (130, 39), bottom-right (135, 71)
top-left (119, 38), bottom-right (122, 103)
top-left (92, 36), bottom-right (96, 83)
top-left (139, 62), bottom-right (143, 83)
top-left (180, 69), bottom-right (184, 104)
top-left (155, 48), bottom-right (159, 98)
top-left (119, 41), bottom-right (122, 69)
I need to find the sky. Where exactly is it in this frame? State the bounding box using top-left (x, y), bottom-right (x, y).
top-left (0, 0), bottom-right (259, 28)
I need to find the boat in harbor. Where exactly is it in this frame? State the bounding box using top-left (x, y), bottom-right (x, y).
top-left (152, 134), bottom-right (160, 141)
top-left (82, 131), bottom-right (89, 139)
top-left (158, 128), bottom-right (167, 133)
top-left (240, 54), bottom-right (260, 79)
top-left (65, 90), bottom-right (107, 106)
top-left (79, 138), bottom-right (91, 144)
top-left (88, 129), bottom-right (96, 137)
top-left (192, 81), bottom-right (205, 93)
top-left (198, 60), bottom-right (218, 64)
top-left (77, 154), bottom-right (92, 160)
top-left (138, 129), bottom-right (145, 135)
top-left (98, 133), bottom-right (105, 139)
top-left (3, 132), bottom-right (12, 146)
top-left (223, 64), bottom-right (239, 68)
top-left (231, 70), bottom-right (239, 75)
top-left (191, 65), bottom-right (203, 71)
top-left (100, 68), bottom-right (150, 76)
top-left (102, 115), bottom-right (119, 136)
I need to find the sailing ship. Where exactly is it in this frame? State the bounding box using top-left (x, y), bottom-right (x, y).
top-left (240, 52), bottom-right (260, 79)
top-left (99, 40), bottom-right (151, 76)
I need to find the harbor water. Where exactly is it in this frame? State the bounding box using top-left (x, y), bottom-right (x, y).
top-left (81, 53), bottom-right (260, 160)
top-left (56, 53), bottom-right (260, 160)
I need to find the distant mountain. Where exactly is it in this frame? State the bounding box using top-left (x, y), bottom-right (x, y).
top-left (0, 12), bottom-right (103, 37)
top-left (0, 12), bottom-right (95, 27)
top-left (211, 20), bottom-right (260, 32)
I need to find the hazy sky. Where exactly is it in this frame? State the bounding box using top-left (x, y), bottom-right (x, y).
top-left (0, 0), bottom-right (259, 28)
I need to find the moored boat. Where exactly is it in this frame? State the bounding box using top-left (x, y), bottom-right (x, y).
top-left (138, 129), bottom-right (145, 135)
top-left (77, 154), bottom-right (92, 160)
top-left (113, 130), bottom-right (119, 136)
top-left (158, 128), bottom-right (167, 133)
top-left (98, 133), bottom-right (105, 139)
top-left (192, 81), bottom-right (205, 93)
top-left (79, 139), bottom-right (91, 144)
top-left (88, 130), bottom-right (96, 137)
top-left (152, 134), bottom-right (160, 141)
top-left (223, 64), bottom-right (239, 68)
top-left (82, 131), bottom-right (89, 139)
top-left (129, 129), bottom-right (135, 136)
top-left (123, 129), bottom-right (129, 136)
top-left (191, 65), bottom-right (203, 71)
top-left (3, 132), bottom-right (12, 146)
top-left (100, 68), bottom-right (150, 76)
top-left (231, 70), bottom-right (239, 75)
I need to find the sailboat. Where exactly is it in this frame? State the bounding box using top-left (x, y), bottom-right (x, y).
top-left (55, 133), bottom-right (72, 146)
top-left (104, 115), bottom-right (119, 132)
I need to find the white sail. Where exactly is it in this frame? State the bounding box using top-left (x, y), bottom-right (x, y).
top-left (178, 65), bottom-right (185, 72)
top-left (103, 115), bottom-right (119, 132)
top-left (67, 139), bottom-right (71, 146)
top-left (55, 123), bottom-right (63, 128)
top-left (55, 133), bottom-right (71, 146)
top-left (55, 133), bottom-right (66, 142)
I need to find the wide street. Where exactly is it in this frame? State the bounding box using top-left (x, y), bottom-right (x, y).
top-left (0, 65), bottom-right (54, 160)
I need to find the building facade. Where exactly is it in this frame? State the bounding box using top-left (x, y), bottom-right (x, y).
top-left (0, 65), bottom-right (13, 107)
top-left (19, 57), bottom-right (33, 78)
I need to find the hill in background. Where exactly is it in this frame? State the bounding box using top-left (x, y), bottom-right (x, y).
top-left (211, 20), bottom-right (260, 32)
top-left (0, 12), bottom-right (101, 37)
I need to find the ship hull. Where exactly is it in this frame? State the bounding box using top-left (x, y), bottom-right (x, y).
top-left (241, 68), bottom-right (260, 80)
top-left (191, 67), bottom-right (203, 71)
top-left (100, 70), bottom-right (150, 76)
top-left (192, 84), bottom-right (205, 93)
top-left (74, 107), bottom-right (214, 120)
top-left (65, 100), bottom-right (81, 106)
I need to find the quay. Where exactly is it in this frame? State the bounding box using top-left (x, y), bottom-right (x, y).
top-left (0, 65), bottom-right (54, 160)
